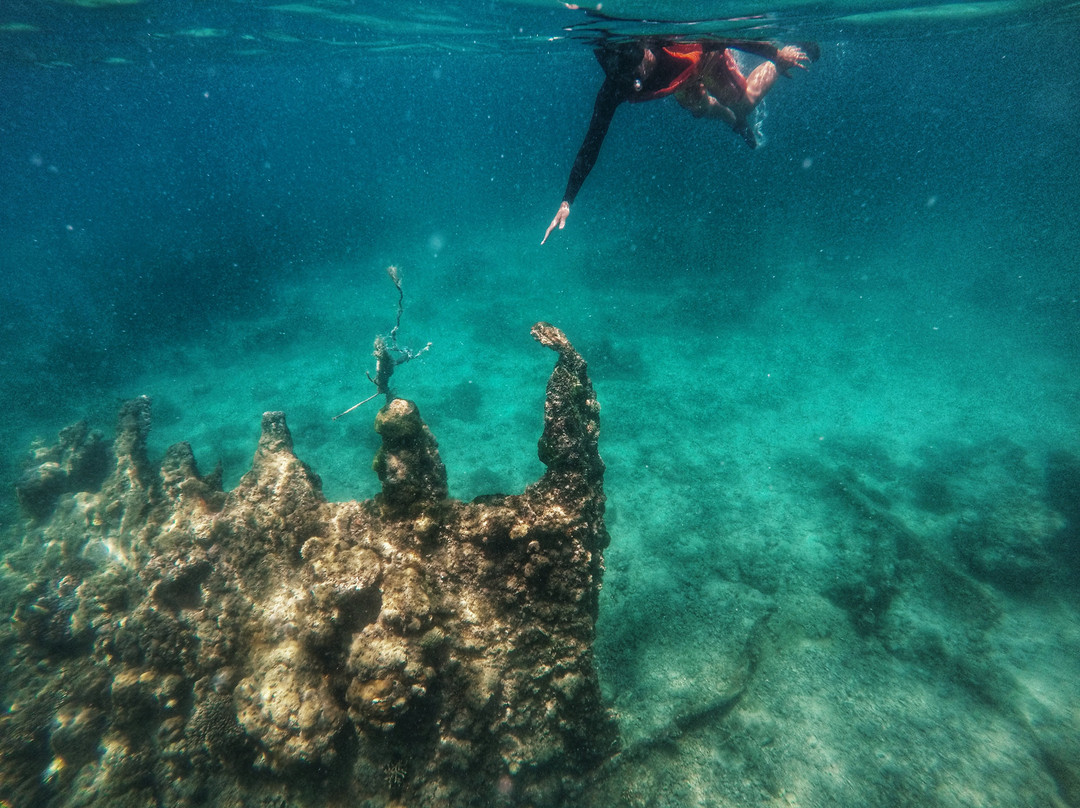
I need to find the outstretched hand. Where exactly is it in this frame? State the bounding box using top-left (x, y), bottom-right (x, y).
top-left (542, 201), bottom-right (570, 245)
top-left (776, 45), bottom-right (811, 76)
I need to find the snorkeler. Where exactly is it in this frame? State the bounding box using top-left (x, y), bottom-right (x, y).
top-left (542, 38), bottom-right (818, 244)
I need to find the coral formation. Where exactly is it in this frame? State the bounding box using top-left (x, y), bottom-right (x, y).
top-left (0, 323), bottom-right (616, 808)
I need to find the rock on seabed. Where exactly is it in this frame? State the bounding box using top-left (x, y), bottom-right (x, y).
top-left (0, 323), bottom-right (616, 808)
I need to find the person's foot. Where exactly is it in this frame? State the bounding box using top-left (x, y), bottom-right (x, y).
top-left (734, 116), bottom-right (758, 149)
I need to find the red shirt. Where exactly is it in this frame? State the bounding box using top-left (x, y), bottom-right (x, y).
top-left (626, 44), bottom-right (704, 102)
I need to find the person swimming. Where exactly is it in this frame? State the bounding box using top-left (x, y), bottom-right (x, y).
top-left (542, 38), bottom-right (818, 244)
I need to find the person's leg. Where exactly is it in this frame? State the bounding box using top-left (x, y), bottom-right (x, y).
top-left (696, 50), bottom-right (763, 148)
top-left (699, 50), bottom-right (747, 105)
top-left (742, 60), bottom-right (781, 109)
top-left (742, 45), bottom-right (814, 108)
top-left (674, 80), bottom-right (737, 127)
top-left (692, 45), bottom-right (810, 148)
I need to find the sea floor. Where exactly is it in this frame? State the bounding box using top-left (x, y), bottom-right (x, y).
top-left (2, 216), bottom-right (1079, 807)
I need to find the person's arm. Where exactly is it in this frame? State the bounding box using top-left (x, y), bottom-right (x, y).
top-left (721, 40), bottom-right (815, 75)
top-left (542, 77), bottom-right (624, 244)
top-left (740, 45), bottom-right (812, 108)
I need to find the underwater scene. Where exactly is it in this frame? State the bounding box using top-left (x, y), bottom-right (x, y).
top-left (2, 0), bottom-right (1079, 806)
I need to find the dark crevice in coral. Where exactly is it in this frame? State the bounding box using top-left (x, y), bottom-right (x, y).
top-left (153, 559), bottom-right (211, 612)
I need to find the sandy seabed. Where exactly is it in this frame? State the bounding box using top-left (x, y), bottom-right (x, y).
top-left (2, 216), bottom-right (1078, 807)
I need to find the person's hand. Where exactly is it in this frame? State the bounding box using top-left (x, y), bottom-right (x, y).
top-left (542, 201), bottom-right (570, 245)
top-left (776, 45), bottom-right (810, 76)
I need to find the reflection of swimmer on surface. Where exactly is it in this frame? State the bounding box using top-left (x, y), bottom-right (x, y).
top-left (542, 37), bottom-right (819, 244)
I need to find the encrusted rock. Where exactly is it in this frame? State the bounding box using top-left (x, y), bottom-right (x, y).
top-left (0, 324), bottom-right (616, 808)
top-left (234, 643), bottom-right (346, 769)
top-left (373, 397), bottom-right (449, 516)
top-left (15, 418), bottom-right (109, 519)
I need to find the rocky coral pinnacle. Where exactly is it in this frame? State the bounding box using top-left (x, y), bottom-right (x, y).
top-left (1, 323), bottom-right (616, 808)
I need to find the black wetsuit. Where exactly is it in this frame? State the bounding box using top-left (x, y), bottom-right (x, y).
top-left (561, 44), bottom-right (660, 207)
top-left (559, 39), bottom-right (809, 206)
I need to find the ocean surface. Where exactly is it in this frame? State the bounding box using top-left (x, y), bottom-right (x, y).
top-left (2, 0), bottom-right (1079, 805)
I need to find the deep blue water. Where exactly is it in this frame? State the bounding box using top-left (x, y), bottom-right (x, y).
top-left (3, 1), bottom-right (1079, 511)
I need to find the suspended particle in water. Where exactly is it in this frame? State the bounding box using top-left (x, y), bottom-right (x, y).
top-left (427, 232), bottom-right (446, 257)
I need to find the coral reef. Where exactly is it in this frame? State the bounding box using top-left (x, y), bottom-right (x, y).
top-left (0, 323), bottom-right (616, 808)
top-left (14, 419), bottom-right (111, 520)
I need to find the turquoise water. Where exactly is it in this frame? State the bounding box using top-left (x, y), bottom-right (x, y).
top-left (2, 1), bottom-right (1080, 805)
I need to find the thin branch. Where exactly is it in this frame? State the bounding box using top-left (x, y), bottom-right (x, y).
top-left (332, 391), bottom-right (380, 421)
top-left (333, 266), bottom-right (430, 420)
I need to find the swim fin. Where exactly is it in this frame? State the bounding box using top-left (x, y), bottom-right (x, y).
top-left (739, 125), bottom-right (758, 148)
top-left (734, 115), bottom-right (758, 149)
